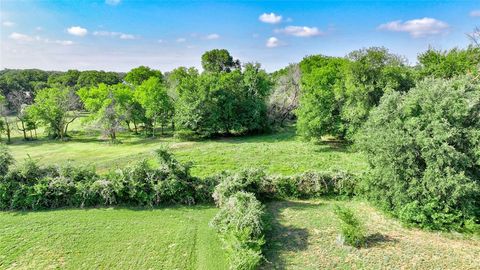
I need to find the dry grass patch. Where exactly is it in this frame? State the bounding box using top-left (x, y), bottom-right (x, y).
top-left (262, 199), bottom-right (480, 270)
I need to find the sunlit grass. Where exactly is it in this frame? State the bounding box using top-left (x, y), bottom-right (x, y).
top-left (6, 117), bottom-right (367, 177)
top-left (0, 206), bottom-right (226, 269)
top-left (262, 199), bottom-right (480, 269)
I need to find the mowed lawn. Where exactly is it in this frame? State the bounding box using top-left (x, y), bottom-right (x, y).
top-left (262, 199), bottom-right (480, 270)
top-left (0, 206), bottom-right (226, 270)
top-left (6, 118), bottom-right (367, 177)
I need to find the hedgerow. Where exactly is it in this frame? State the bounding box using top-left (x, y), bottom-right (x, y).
top-left (0, 148), bottom-right (210, 210)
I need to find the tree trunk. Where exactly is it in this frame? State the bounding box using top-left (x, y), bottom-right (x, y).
top-left (5, 120), bottom-right (11, 143)
top-left (20, 121), bottom-right (27, 140)
top-left (133, 121), bottom-right (138, 134)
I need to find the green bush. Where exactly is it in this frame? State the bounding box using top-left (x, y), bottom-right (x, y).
top-left (0, 145), bottom-right (13, 175)
top-left (212, 169), bottom-right (272, 206)
top-left (271, 170), bottom-right (356, 199)
top-left (356, 76), bottom-right (480, 230)
top-left (0, 149), bottom-right (209, 210)
top-left (211, 191), bottom-right (265, 270)
top-left (334, 205), bottom-right (366, 248)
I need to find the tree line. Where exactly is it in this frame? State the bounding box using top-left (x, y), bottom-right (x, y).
top-left (1, 46), bottom-right (479, 143)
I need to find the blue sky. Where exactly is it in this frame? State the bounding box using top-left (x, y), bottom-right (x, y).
top-left (1, 0), bottom-right (479, 72)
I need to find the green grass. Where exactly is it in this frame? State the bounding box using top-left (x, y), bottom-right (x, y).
top-left (5, 117), bottom-right (367, 177)
top-left (262, 199), bottom-right (480, 270)
top-left (0, 205), bottom-right (227, 269)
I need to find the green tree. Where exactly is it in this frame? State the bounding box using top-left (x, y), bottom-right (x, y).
top-left (134, 77), bottom-right (172, 136)
top-left (356, 76), bottom-right (480, 230)
top-left (341, 47), bottom-right (414, 138)
top-left (0, 94), bottom-right (12, 143)
top-left (77, 70), bottom-right (122, 88)
top-left (417, 46), bottom-right (480, 79)
top-left (78, 83), bottom-right (134, 141)
top-left (29, 87), bottom-right (80, 140)
top-left (296, 55), bottom-right (348, 139)
top-left (201, 49), bottom-right (240, 73)
top-left (125, 66), bottom-right (163, 86)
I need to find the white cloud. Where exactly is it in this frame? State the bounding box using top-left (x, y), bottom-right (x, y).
top-left (205, 33), bottom-right (220, 40)
top-left (93, 31), bottom-right (136, 39)
top-left (378, 17), bottom-right (449, 38)
top-left (67, 26), bottom-right (88, 37)
top-left (157, 39), bottom-right (164, 43)
top-left (266, 37), bottom-right (280, 48)
top-left (259, 12), bottom-right (282, 24)
top-left (176, 37), bottom-right (186, 43)
top-left (119, 34), bottom-right (135, 40)
top-left (8, 33), bottom-right (72, 46)
top-left (9, 32), bottom-right (33, 42)
top-left (105, 0), bottom-right (121, 6)
top-left (54, 40), bottom-right (74, 46)
top-left (2, 21), bottom-right (14, 27)
top-left (470, 10), bottom-right (480, 17)
top-left (275, 26), bottom-right (323, 37)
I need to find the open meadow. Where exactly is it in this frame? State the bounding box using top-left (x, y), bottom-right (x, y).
top-left (6, 117), bottom-right (367, 177)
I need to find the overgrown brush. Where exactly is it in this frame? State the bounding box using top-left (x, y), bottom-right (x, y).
top-left (211, 191), bottom-right (265, 270)
top-left (0, 148), bottom-right (209, 210)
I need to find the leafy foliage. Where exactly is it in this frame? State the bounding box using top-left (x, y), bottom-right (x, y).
top-left (0, 149), bottom-right (208, 210)
top-left (356, 76), bottom-right (480, 230)
top-left (124, 66), bottom-right (163, 86)
top-left (29, 87), bottom-right (80, 139)
top-left (173, 61), bottom-right (272, 137)
top-left (418, 46), bottom-right (480, 79)
top-left (211, 191), bottom-right (265, 270)
top-left (334, 205), bottom-right (366, 247)
top-left (296, 47), bottom-right (415, 140)
top-left (201, 49), bottom-right (240, 73)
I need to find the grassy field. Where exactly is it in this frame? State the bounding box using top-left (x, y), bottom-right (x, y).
top-left (262, 199), bottom-right (480, 270)
top-left (3, 118), bottom-right (479, 270)
top-left (0, 206), bottom-right (226, 270)
top-left (6, 117), bottom-right (367, 177)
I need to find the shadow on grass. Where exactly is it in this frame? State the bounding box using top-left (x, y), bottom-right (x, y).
top-left (364, 232), bottom-right (398, 248)
top-left (261, 200), bottom-right (318, 270)
top-left (3, 204), bottom-right (217, 216)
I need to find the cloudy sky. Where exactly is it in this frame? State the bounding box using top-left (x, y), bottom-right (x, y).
top-left (0, 0), bottom-right (478, 72)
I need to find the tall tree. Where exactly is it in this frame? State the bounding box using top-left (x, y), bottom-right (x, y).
top-left (268, 63), bottom-right (301, 127)
top-left (296, 55), bottom-right (348, 139)
top-left (0, 94), bottom-right (12, 143)
top-left (29, 87), bottom-right (80, 140)
top-left (341, 47), bottom-right (414, 138)
top-left (201, 49), bottom-right (240, 73)
top-left (78, 83), bottom-right (134, 141)
top-left (125, 66), bottom-right (163, 86)
top-left (134, 77), bottom-right (172, 136)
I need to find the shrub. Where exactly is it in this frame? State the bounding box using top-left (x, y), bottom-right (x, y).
top-left (211, 191), bottom-right (265, 270)
top-left (334, 205), bottom-right (366, 248)
top-left (0, 145), bottom-right (13, 175)
top-left (271, 170), bottom-right (356, 199)
top-left (356, 76), bottom-right (480, 230)
top-left (212, 169), bottom-right (272, 206)
top-left (0, 149), bottom-right (209, 210)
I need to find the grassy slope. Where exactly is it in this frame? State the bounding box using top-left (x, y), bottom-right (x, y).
top-left (262, 199), bottom-right (480, 270)
top-left (6, 117), bottom-right (366, 177)
top-left (0, 206), bottom-right (227, 270)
